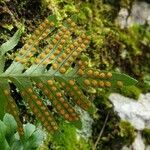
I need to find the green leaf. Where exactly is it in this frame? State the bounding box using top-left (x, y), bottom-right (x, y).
top-left (77, 70), bottom-right (138, 91)
top-left (0, 139), bottom-right (10, 150)
top-left (12, 124), bottom-right (44, 150)
top-left (109, 72), bottom-right (138, 86)
top-left (0, 27), bottom-right (24, 56)
top-left (11, 141), bottom-right (23, 150)
top-left (23, 123), bottom-right (36, 141)
top-left (0, 120), bottom-right (7, 143)
top-left (27, 129), bottom-right (45, 148)
top-left (3, 113), bottom-right (17, 137)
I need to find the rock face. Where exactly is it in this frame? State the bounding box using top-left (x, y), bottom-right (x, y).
top-left (132, 132), bottom-right (145, 150)
top-left (122, 132), bottom-right (145, 150)
top-left (109, 93), bottom-right (150, 150)
top-left (76, 107), bottom-right (93, 140)
top-left (109, 93), bottom-right (150, 130)
top-left (116, 1), bottom-right (150, 28)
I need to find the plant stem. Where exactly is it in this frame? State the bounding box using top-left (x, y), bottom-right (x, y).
top-left (92, 111), bottom-right (110, 150)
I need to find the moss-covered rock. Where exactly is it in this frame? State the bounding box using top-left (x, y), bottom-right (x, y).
top-left (142, 128), bottom-right (150, 145)
top-left (119, 121), bottom-right (136, 145)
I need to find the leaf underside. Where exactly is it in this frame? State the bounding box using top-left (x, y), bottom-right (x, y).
top-left (0, 15), bottom-right (138, 136)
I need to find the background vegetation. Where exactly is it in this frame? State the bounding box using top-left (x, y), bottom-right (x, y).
top-left (0, 0), bottom-right (150, 149)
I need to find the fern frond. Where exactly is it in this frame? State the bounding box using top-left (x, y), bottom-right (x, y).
top-left (55, 76), bottom-right (93, 113)
top-left (77, 69), bottom-right (137, 90)
top-left (0, 15), bottom-right (138, 135)
top-left (10, 77), bottom-right (58, 132)
top-left (34, 78), bottom-right (80, 122)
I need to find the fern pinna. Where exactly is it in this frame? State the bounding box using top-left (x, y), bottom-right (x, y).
top-left (0, 15), bottom-right (137, 136)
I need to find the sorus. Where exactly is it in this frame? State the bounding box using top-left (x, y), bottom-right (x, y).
top-left (59, 67), bottom-right (66, 74)
top-left (47, 80), bottom-right (53, 85)
top-left (117, 81), bottom-right (123, 87)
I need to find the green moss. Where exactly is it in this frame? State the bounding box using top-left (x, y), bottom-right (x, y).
top-left (49, 122), bottom-right (90, 150)
top-left (119, 121), bottom-right (136, 145)
top-left (142, 128), bottom-right (150, 144)
top-left (120, 85), bottom-right (141, 99)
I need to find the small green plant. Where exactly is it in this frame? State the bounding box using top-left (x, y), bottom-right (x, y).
top-left (0, 15), bottom-right (137, 136)
top-left (0, 113), bottom-right (45, 150)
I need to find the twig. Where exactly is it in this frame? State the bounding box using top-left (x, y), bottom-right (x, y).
top-left (92, 112), bottom-right (110, 150)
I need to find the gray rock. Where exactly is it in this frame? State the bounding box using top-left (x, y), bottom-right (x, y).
top-left (75, 106), bottom-right (93, 140)
top-left (117, 8), bottom-right (129, 28)
top-left (109, 93), bottom-right (150, 130)
top-left (132, 132), bottom-right (145, 150)
top-left (116, 1), bottom-right (150, 28)
top-left (109, 93), bottom-right (150, 150)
